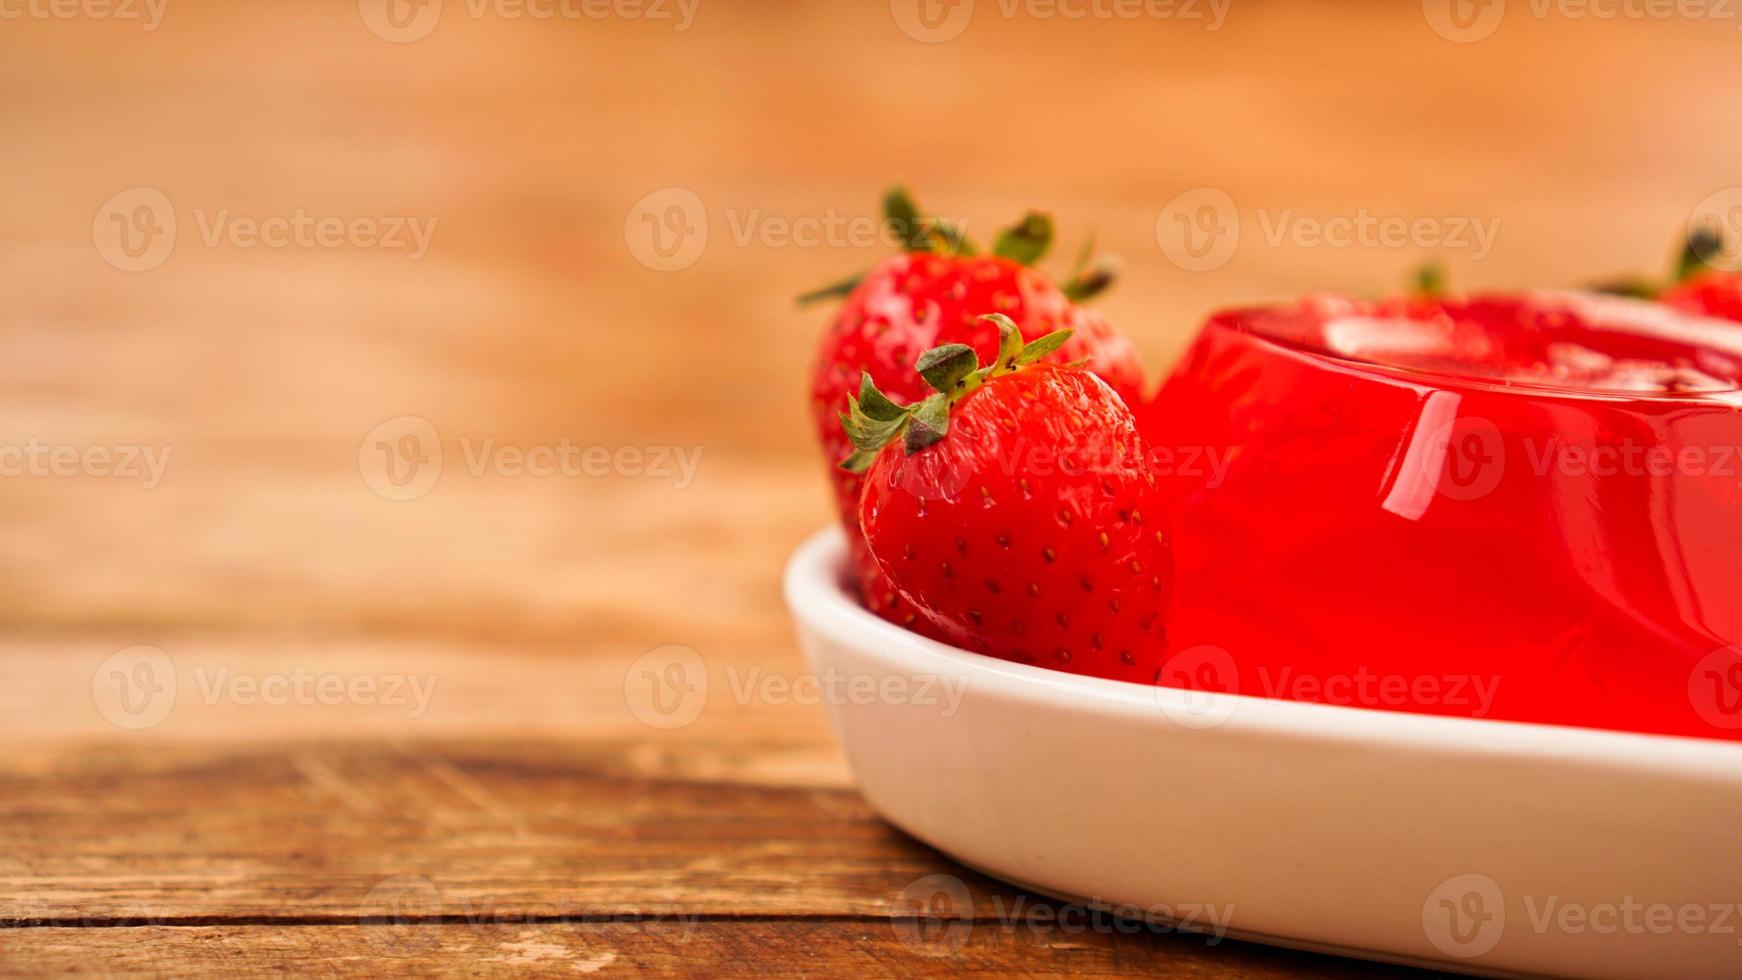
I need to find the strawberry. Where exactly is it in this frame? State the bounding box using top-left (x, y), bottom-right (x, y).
top-left (1662, 273), bottom-right (1742, 322)
top-left (804, 188), bottom-right (1147, 629)
top-left (1596, 223), bottom-right (1742, 322)
top-left (846, 315), bottom-right (1173, 683)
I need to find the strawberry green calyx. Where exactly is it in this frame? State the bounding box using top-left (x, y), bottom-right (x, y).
top-left (1591, 225), bottom-right (1732, 299)
top-left (837, 313), bottom-right (1073, 472)
top-left (1411, 261), bottom-right (1448, 298)
top-left (797, 186), bottom-right (978, 306)
top-left (1061, 234), bottom-right (1119, 302)
top-left (885, 185), bottom-right (977, 258)
top-left (798, 188), bottom-right (1123, 305)
top-left (1676, 223), bottom-right (1725, 284)
top-left (993, 212), bottom-right (1053, 265)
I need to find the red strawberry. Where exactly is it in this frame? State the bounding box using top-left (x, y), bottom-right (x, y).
top-left (1662, 273), bottom-right (1742, 322)
top-left (1596, 224), bottom-right (1742, 322)
top-left (805, 189), bottom-right (1147, 628)
top-left (848, 315), bottom-right (1173, 683)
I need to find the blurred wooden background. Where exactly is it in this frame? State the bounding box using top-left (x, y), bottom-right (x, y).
top-left (3, 0), bottom-right (1741, 973)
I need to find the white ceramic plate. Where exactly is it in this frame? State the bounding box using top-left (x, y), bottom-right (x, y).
top-left (785, 527), bottom-right (1742, 979)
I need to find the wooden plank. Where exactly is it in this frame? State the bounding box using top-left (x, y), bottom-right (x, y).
top-left (0, 739), bottom-right (1446, 975)
top-left (0, 923), bottom-right (1442, 978)
top-left (0, 739), bottom-right (906, 921)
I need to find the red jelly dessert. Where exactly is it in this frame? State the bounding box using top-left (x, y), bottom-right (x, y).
top-left (1148, 291), bottom-right (1742, 741)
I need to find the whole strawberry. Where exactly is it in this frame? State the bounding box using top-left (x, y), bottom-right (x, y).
top-left (848, 315), bottom-right (1173, 683)
top-left (806, 188), bottom-right (1147, 629)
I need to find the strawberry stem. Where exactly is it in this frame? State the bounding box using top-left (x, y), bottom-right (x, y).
top-left (836, 313), bottom-right (1074, 472)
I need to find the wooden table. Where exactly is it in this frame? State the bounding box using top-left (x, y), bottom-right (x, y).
top-left (4, 0), bottom-right (1738, 973)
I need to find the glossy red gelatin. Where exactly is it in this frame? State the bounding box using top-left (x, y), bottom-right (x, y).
top-left (1148, 291), bottom-right (1742, 741)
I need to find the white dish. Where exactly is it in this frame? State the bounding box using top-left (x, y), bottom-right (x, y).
top-left (784, 527), bottom-right (1742, 979)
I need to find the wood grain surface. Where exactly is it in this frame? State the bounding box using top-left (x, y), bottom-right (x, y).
top-left (5, 0), bottom-right (1741, 973)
